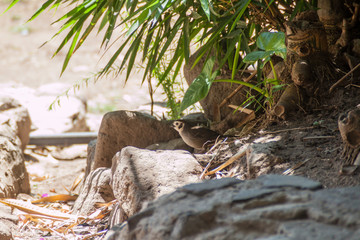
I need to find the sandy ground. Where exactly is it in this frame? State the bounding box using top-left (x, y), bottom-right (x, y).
top-left (0, 0), bottom-right (165, 113)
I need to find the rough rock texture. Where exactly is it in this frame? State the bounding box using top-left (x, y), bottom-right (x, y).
top-left (246, 136), bottom-right (284, 178)
top-left (145, 138), bottom-right (192, 152)
top-left (50, 144), bottom-right (87, 160)
top-left (0, 96), bottom-right (31, 151)
top-left (86, 139), bottom-right (97, 177)
top-left (110, 146), bottom-right (202, 220)
top-left (0, 137), bottom-right (30, 198)
top-left (0, 204), bottom-right (19, 240)
top-left (91, 111), bottom-right (179, 171)
top-left (72, 168), bottom-right (115, 216)
top-left (104, 175), bottom-right (360, 240)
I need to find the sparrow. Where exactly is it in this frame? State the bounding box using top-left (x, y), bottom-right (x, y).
top-left (172, 120), bottom-right (221, 149)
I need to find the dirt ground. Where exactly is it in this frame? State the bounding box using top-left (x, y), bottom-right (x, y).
top-left (243, 86), bottom-right (360, 188)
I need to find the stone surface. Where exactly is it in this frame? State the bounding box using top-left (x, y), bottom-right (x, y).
top-left (0, 87), bottom-right (89, 134)
top-left (105, 175), bottom-right (360, 240)
top-left (0, 205), bottom-right (18, 240)
top-left (0, 96), bottom-right (31, 151)
top-left (246, 136), bottom-right (284, 178)
top-left (145, 138), bottom-right (192, 152)
top-left (259, 174), bottom-right (322, 190)
top-left (91, 111), bottom-right (178, 171)
top-left (50, 144), bottom-right (87, 160)
top-left (86, 139), bottom-right (97, 177)
top-left (111, 146), bottom-right (202, 218)
top-left (0, 137), bottom-right (30, 198)
top-left (28, 95), bottom-right (89, 134)
top-left (72, 168), bottom-right (115, 216)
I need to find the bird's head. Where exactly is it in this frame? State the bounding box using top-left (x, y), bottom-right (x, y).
top-left (172, 120), bottom-right (185, 132)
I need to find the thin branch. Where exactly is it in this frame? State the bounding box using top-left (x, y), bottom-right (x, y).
top-left (329, 62), bottom-right (360, 93)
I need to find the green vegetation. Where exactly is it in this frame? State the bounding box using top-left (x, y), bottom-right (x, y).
top-left (4, 0), bottom-right (318, 118)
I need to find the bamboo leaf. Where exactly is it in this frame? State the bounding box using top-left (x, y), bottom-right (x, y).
top-left (126, 32), bottom-right (143, 82)
top-left (183, 16), bottom-right (190, 63)
top-left (27, 0), bottom-right (56, 22)
top-left (61, 24), bottom-right (82, 75)
top-left (1, 0), bottom-right (20, 15)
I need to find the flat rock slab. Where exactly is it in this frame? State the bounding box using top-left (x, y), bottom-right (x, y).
top-left (259, 174), bottom-right (322, 190)
top-left (105, 175), bottom-right (360, 240)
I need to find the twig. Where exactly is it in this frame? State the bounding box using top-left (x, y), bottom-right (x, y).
top-left (348, 83), bottom-right (360, 88)
top-left (200, 138), bottom-right (227, 179)
top-left (205, 145), bottom-right (248, 176)
top-left (262, 126), bottom-right (314, 134)
top-left (219, 70), bottom-right (257, 109)
top-left (282, 158), bottom-right (310, 175)
top-left (329, 62), bottom-right (360, 93)
top-left (228, 104), bottom-right (254, 115)
top-left (302, 136), bottom-right (335, 141)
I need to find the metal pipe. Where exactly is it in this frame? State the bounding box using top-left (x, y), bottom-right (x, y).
top-left (29, 132), bottom-right (97, 146)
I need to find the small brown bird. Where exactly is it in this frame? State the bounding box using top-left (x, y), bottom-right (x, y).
top-left (172, 120), bottom-right (221, 149)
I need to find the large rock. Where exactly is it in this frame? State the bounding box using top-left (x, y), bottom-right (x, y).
top-left (0, 84), bottom-right (89, 134)
top-left (0, 136), bottom-right (30, 198)
top-left (0, 204), bottom-right (19, 240)
top-left (72, 168), bottom-right (115, 216)
top-left (0, 96), bottom-right (31, 151)
top-left (104, 175), bottom-right (360, 240)
top-left (27, 95), bottom-right (89, 134)
top-left (0, 96), bottom-right (31, 198)
top-left (110, 147), bottom-right (202, 219)
top-left (91, 111), bottom-right (178, 171)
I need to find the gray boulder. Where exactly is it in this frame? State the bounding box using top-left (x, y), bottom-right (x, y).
top-left (110, 147), bottom-right (202, 220)
top-left (105, 175), bottom-right (360, 240)
top-left (0, 96), bottom-right (31, 151)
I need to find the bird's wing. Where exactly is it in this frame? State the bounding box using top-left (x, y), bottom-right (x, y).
top-left (191, 126), bottom-right (220, 139)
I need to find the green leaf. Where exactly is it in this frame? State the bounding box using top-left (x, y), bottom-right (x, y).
top-left (180, 73), bottom-right (212, 112)
top-left (1, 0), bottom-right (20, 15)
top-left (61, 24), bottom-right (82, 75)
top-left (243, 51), bottom-right (273, 63)
top-left (27, 0), bottom-right (56, 22)
top-left (183, 17), bottom-right (190, 63)
top-left (202, 56), bottom-right (216, 76)
top-left (214, 79), bottom-right (268, 97)
top-left (180, 57), bottom-right (216, 112)
top-left (274, 48), bottom-right (287, 59)
top-left (199, 0), bottom-right (210, 21)
top-left (256, 31), bottom-right (286, 52)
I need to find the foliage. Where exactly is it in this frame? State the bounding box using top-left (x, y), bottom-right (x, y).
top-left (243, 31), bottom-right (286, 67)
top-left (4, 0), bottom-right (318, 116)
top-left (180, 56), bottom-right (218, 112)
top-left (181, 31), bottom-right (287, 112)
